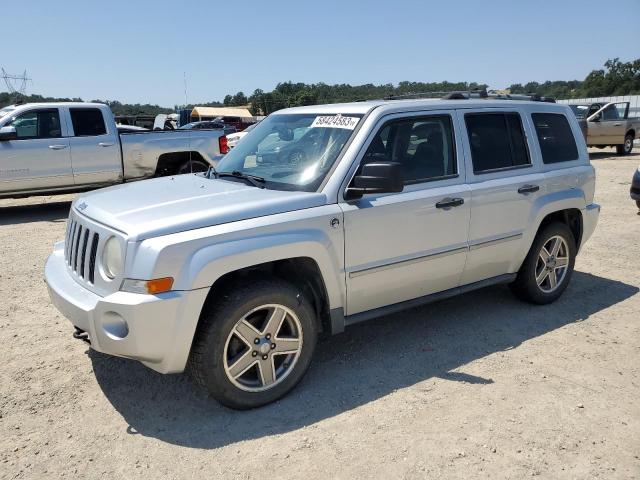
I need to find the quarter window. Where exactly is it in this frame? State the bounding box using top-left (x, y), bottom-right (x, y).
top-left (531, 113), bottom-right (579, 164)
top-left (361, 115), bottom-right (457, 184)
top-left (465, 113), bottom-right (530, 173)
top-left (9, 109), bottom-right (61, 139)
top-left (70, 108), bottom-right (107, 136)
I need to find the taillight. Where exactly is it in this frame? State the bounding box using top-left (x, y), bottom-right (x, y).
top-left (219, 135), bottom-right (229, 154)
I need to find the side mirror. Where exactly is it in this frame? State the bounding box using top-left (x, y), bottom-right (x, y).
top-left (0, 126), bottom-right (17, 141)
top-left (589, 113), bottom-right (601, 122)
top-left (346, 162), bottom-right (404, 199)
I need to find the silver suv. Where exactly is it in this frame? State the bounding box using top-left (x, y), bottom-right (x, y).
top-left (45, 98), bottom-right (600, 409)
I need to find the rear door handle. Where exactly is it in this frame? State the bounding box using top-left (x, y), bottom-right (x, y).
top-left (435, 197), bottom-right (464, 209)
top-left (98, 142), bottom-right (114, 147)
top-left (517, 184), bottom-right (540, 194)
top-left (614, 123), bottom-right (621, 126)
top-left (48, 144), bottom-right (68, 150)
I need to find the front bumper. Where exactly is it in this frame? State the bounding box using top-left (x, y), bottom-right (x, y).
top-left (581, 203), bottom-right (600, 249)
top-left (45, 242), bottom-right (208, 373)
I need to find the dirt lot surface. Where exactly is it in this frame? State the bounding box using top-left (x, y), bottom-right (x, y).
top-left (1, 150), bottom-right (639, 479)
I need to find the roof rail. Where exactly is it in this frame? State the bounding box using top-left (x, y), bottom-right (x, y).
top-left (384, 89), bottom-right (556, 103)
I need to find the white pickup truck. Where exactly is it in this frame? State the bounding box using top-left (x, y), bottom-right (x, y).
top-left (0, 102), bottom-right (226, 198)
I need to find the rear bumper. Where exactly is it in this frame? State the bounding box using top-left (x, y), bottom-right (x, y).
top-left (580, 203), bottom-right (600, 249)
top-left (45, 242), bottom-right (208, 373)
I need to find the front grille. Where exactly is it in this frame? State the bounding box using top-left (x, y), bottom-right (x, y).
top-left (64, 217), bottom-right (100, 284)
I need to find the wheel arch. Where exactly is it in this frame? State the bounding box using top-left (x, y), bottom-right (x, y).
top-left (155, 151), bottom-right (209, 176)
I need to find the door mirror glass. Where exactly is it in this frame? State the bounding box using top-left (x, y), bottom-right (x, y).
top-left (0, 126), bottom-right (17, 141)
top-left (347, 162), bottom-right (404, 198)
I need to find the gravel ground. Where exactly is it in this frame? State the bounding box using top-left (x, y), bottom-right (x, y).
top-left (1, 150), bottom-right (639, 480)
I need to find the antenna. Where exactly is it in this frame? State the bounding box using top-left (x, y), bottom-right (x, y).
top-left (183, 71), bottom-right (188, 107)
top-left (1, 68), bottom-right (31, 102)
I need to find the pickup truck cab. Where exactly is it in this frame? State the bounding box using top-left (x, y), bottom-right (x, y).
top-left (45, 98), bottom-right (600, 409)
top-left (569, 101), bottom-right (640, 155)
top-left (0, 102), bottom-right (226, 198)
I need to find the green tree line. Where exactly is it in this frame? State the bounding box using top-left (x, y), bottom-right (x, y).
top-left (2, 58), bottom-right (638, 116)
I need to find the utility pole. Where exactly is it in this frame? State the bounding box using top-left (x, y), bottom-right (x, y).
top-left (1, 68), bottom-right (31, 103)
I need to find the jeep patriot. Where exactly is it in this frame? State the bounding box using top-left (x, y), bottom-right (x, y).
top-left (45, 97), bottom-right (600, 409)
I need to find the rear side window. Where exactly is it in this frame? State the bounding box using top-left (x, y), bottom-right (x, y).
top-left (531, 113), bottom-right (579, 164)
top-left (465, 113), bottom-right (530, 173)
top-left (70, 108), bottom-right (107, 136)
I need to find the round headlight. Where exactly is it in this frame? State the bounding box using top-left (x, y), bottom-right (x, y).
top-left (102, 236), bottom-right (123, 279)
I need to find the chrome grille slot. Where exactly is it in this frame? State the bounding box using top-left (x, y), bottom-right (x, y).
top-left (79, 229), bottom-right (90, 279)
top-left (73, 225), bottom-right (83, 271)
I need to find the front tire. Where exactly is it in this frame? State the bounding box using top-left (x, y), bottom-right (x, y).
top-left (510, 222), bottom-right (576, 304)
top-left (188, 278), bottom-right (318, 409)
top-left (616, 134), bottom-right (634, 155)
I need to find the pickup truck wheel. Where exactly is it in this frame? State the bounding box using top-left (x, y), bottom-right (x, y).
top-left (616, 134), bottom-right (634, 155)
top-left (176, 159), bottom-right (209, 175)
top-left (510, 222), bottom-right (576, 304)
top-left (188, 279), bottom-right (317, 409)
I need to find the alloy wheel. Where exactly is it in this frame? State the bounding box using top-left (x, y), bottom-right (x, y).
top-left (223, 304), bottom-right (303, 392)
top-left (535, 235), bottom-right (570, 293)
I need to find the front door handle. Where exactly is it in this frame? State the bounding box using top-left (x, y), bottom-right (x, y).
top-left (614, 123), bottom-right (621, 126)
top-left (518, 184), bottom-right (540, 194)
top-left (48, 144), bottom-right (68, 150)
top-left (98, 142), bottom-right (114, 147)
top-left (435, 197), bottom-right (464, 209)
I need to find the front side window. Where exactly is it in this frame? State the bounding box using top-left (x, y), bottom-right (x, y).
top-left (214, 113), bottom-right (362, 191)
top-left (601, 104), bottom-right (620, 121)
top-left (9, 109), bottom-right (61, 139)
top-left (70, 108), bottom-right (107, 136)
top-left (360, 115), bottom-right (456, 184)
top-left (531, 113), bottom-right (579, 164)
top-left (465, 112), bottom-right (530, 173)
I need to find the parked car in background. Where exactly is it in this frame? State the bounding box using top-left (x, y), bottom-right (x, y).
top-left (179, 121), bottom-right (237, 135)
top-left (45, 97), bottom-right (599, 409)
top-left (0, 103), bottom-right (227, 198)
top-left (226, 122), bottom-right (259, 148)
top-left (569, 101), bottom-right (640, 155)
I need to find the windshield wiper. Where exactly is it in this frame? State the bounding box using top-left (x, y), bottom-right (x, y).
top-left (215, 170), bottom-right (266, 188)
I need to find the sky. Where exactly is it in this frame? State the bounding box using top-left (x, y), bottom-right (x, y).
top-left (5, 0), bottom-right (639, 107)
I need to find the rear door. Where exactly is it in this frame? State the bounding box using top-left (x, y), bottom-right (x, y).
top-left (0, 107), bottom-right (72, 193)
top-left (458, 107), bottom-right (543, 285)
top-left (65, 107), bottom-right (121, 186)
top-left (341, 110), bottom-right (470, 315)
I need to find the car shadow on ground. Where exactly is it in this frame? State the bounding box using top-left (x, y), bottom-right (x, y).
top-left (89, 271), bottom-right (638, 449)
top-left (0, 201), bottom-right (71, 226)
top-left (589, 150), bottom-right (640, 160)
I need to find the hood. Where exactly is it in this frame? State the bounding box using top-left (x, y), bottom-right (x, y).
top-left (74, 174), bottom-right (327, 240)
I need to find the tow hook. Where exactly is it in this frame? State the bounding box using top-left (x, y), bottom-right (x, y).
top-left (73, 327), bottom-right (91, 345)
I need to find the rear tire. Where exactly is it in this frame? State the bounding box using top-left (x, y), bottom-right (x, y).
top-left (616, 134), bottom-right (634, 155)
top-left (510, 222), bottom-right (576, 304)
top-left (188, 278), bottom-right (318, 409)
top-left (176, 159), bottom-right (209, 175)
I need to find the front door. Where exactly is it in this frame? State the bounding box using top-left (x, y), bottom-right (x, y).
top-left (0, 107), bottom-right (72, 193)
top-left (340, 111), bottom-right (470, 315)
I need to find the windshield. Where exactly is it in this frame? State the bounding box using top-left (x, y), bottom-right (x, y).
top-left (569, 104), bottom-right (590, 119)
top-left (0, 106), bottom-right (16, 119)
top-left (214, 113), bottom-right (362, 191)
